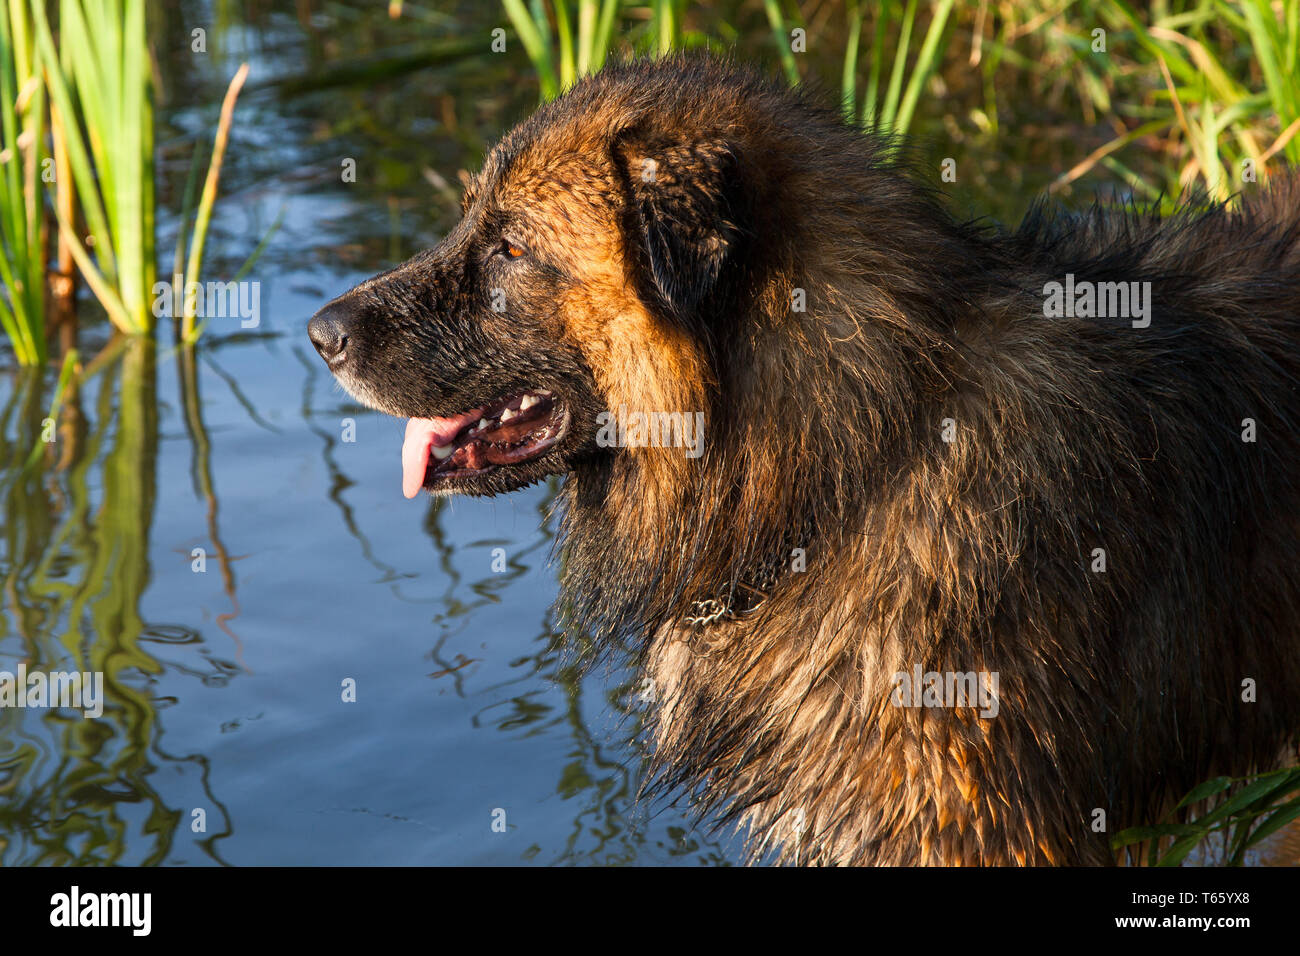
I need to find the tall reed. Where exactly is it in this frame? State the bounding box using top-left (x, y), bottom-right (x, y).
top-left (815, 0), bottom-right (957, 135)
top-left (177, 63), bottom-right (249, 344)
top-left (24, 1), bottom-right (247, 343)
top-left (1055, 0), bottom-right (1300, 200)
top-left (31, 0), bottom-right (155, 334)
top-left (0, 1), bottom-right (47, 365)
top-left (502, 0), bottom-right (623, 100)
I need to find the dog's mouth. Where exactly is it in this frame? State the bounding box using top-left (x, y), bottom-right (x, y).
top-left (401, 389), bottom-right (568, 497)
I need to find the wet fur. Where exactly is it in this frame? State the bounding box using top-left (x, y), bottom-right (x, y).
top-left (316, 55), bottom-right (1300, 865)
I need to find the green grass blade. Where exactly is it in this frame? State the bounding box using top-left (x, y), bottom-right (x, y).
top-left (1239, 0), bottom-right (1297, 120)
top-left (29, 0), bottom-right (117, 285)
top-left (553, 0), bottom-right (575, 90)
top-left (893, 0), bottom-right (955, 136)
top-left (182, 63), bottom-right (249, 342)
top-left (654, 0), bottom-right (681, 56)
top-left (841, 0), bottom-right (862, 121)
top-left (61, 0), bottom-right (120, 268)
top-left (0, 0), bottom-right (44, 363)
top-left (576, 0), bottom-right (596, 75)
top-left (503, 0), bottom-right (558, 99)
top-left (861, 3), bottom-right (890, 126)
top-left (763, 0), bottom-right (800, 86)
top-left (50, 194), bottom-right (130, 330)
top-left (879, 0), bottom-right (919, 132)
top-left (1242, 796), bottom-right (1300, 851)
top-left (172, 128), bottom-right (208, 294)
top-left (118, 0), bottom-right (147, 325)
top-left (591, 0), bottom-right (619, 72)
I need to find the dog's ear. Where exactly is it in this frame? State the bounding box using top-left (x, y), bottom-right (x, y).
top-left (613, 130), bottom-right (743, 316)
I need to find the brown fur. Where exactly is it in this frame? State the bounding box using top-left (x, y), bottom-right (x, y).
top-left (311, 55), bottom-right (1300, 865)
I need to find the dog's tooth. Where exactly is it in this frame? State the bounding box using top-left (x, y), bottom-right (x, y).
top-left (520, 394), bottom-right (538, 411)
top-left (431, 444), bottom-right (454, 460)
top-left (500, 407), bottom-right (517, 421)
top-left (478, 418), bottom-right (491, 431)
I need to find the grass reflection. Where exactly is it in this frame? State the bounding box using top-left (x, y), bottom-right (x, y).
top-left (0, 339), bottom-right (233, 864)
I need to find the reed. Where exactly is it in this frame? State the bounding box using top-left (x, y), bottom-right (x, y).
top-left (1113, 766), bottom-right (1300, 866)
top-left (502, 0), bottom-right (623, 100)
top-left (0, 1), bottom-right (47, 365)
top-left (769, 0), bottom-right (958, 135)
top-left (178, 63), bottom-right (249, 344)
top-left (31, 0), bottom-right (155, 334)
top-left (1055, 0), bottom-right (1300, 200)
top-left (28, 1), bottom-right (247, 342)
top-left (854, 0), bottom-right (956, 135)
top-left (763, 0), bottom-right (802, 86)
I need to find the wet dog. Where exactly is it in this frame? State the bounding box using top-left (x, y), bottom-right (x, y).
top-left (310, 54), bottom-right (1300, 865)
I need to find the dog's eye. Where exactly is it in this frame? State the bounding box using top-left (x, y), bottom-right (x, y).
top-left (500, 240), bottom-right (526, 259)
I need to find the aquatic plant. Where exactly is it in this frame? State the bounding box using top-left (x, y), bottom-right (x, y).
top-left (0, 1), bottom-right (47, 365)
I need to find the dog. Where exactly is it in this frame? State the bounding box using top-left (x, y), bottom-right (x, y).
top-left (309, 54), bottom-right (1300, 865)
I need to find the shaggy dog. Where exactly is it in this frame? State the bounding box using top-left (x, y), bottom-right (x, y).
top-left (309, 55), bottom-right (1300, 865)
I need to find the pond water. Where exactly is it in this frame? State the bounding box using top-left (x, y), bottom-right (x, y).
top-left (0, 1), bottom-right (737, 866)
top-left (2, 2), bottom-right (1294, 867)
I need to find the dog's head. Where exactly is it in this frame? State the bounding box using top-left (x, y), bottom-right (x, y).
top-left (309, 57), bottom-right (769, 498)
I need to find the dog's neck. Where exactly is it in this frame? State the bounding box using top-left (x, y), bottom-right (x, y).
top-left (555, 449), bottom-right (827, 646)
top-left (554, 193), bottom-right (1003, 651)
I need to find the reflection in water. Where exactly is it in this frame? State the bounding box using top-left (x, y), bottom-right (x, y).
top-left (298, 331), bottom-right (730, 864)
top-left (294, 344), bottom-right (406, 587)
top-left (178, 341), bottom-right (246, 673)
top-left (0, 339), bottom-right (234, 864)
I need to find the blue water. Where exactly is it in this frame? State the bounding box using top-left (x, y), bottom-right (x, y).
top-left (0, 2), bottom-right (740, 865)
top-left (0, 255), bottom-right (738, 865)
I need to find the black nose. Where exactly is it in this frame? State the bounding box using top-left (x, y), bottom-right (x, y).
top-left (308, 302), bottom-right (353, 362)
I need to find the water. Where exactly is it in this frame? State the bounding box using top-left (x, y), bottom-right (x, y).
top-left (0, 320), bottom-right (733, 865)
top-left (0, 1), bottom-right (735, 866)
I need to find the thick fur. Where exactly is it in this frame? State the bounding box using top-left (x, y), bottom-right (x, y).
top-left (312, 55), bottom-right (1300, 865)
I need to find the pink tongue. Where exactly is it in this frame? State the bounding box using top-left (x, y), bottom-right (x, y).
top-left (401, 410), bottom-right (481, 499)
